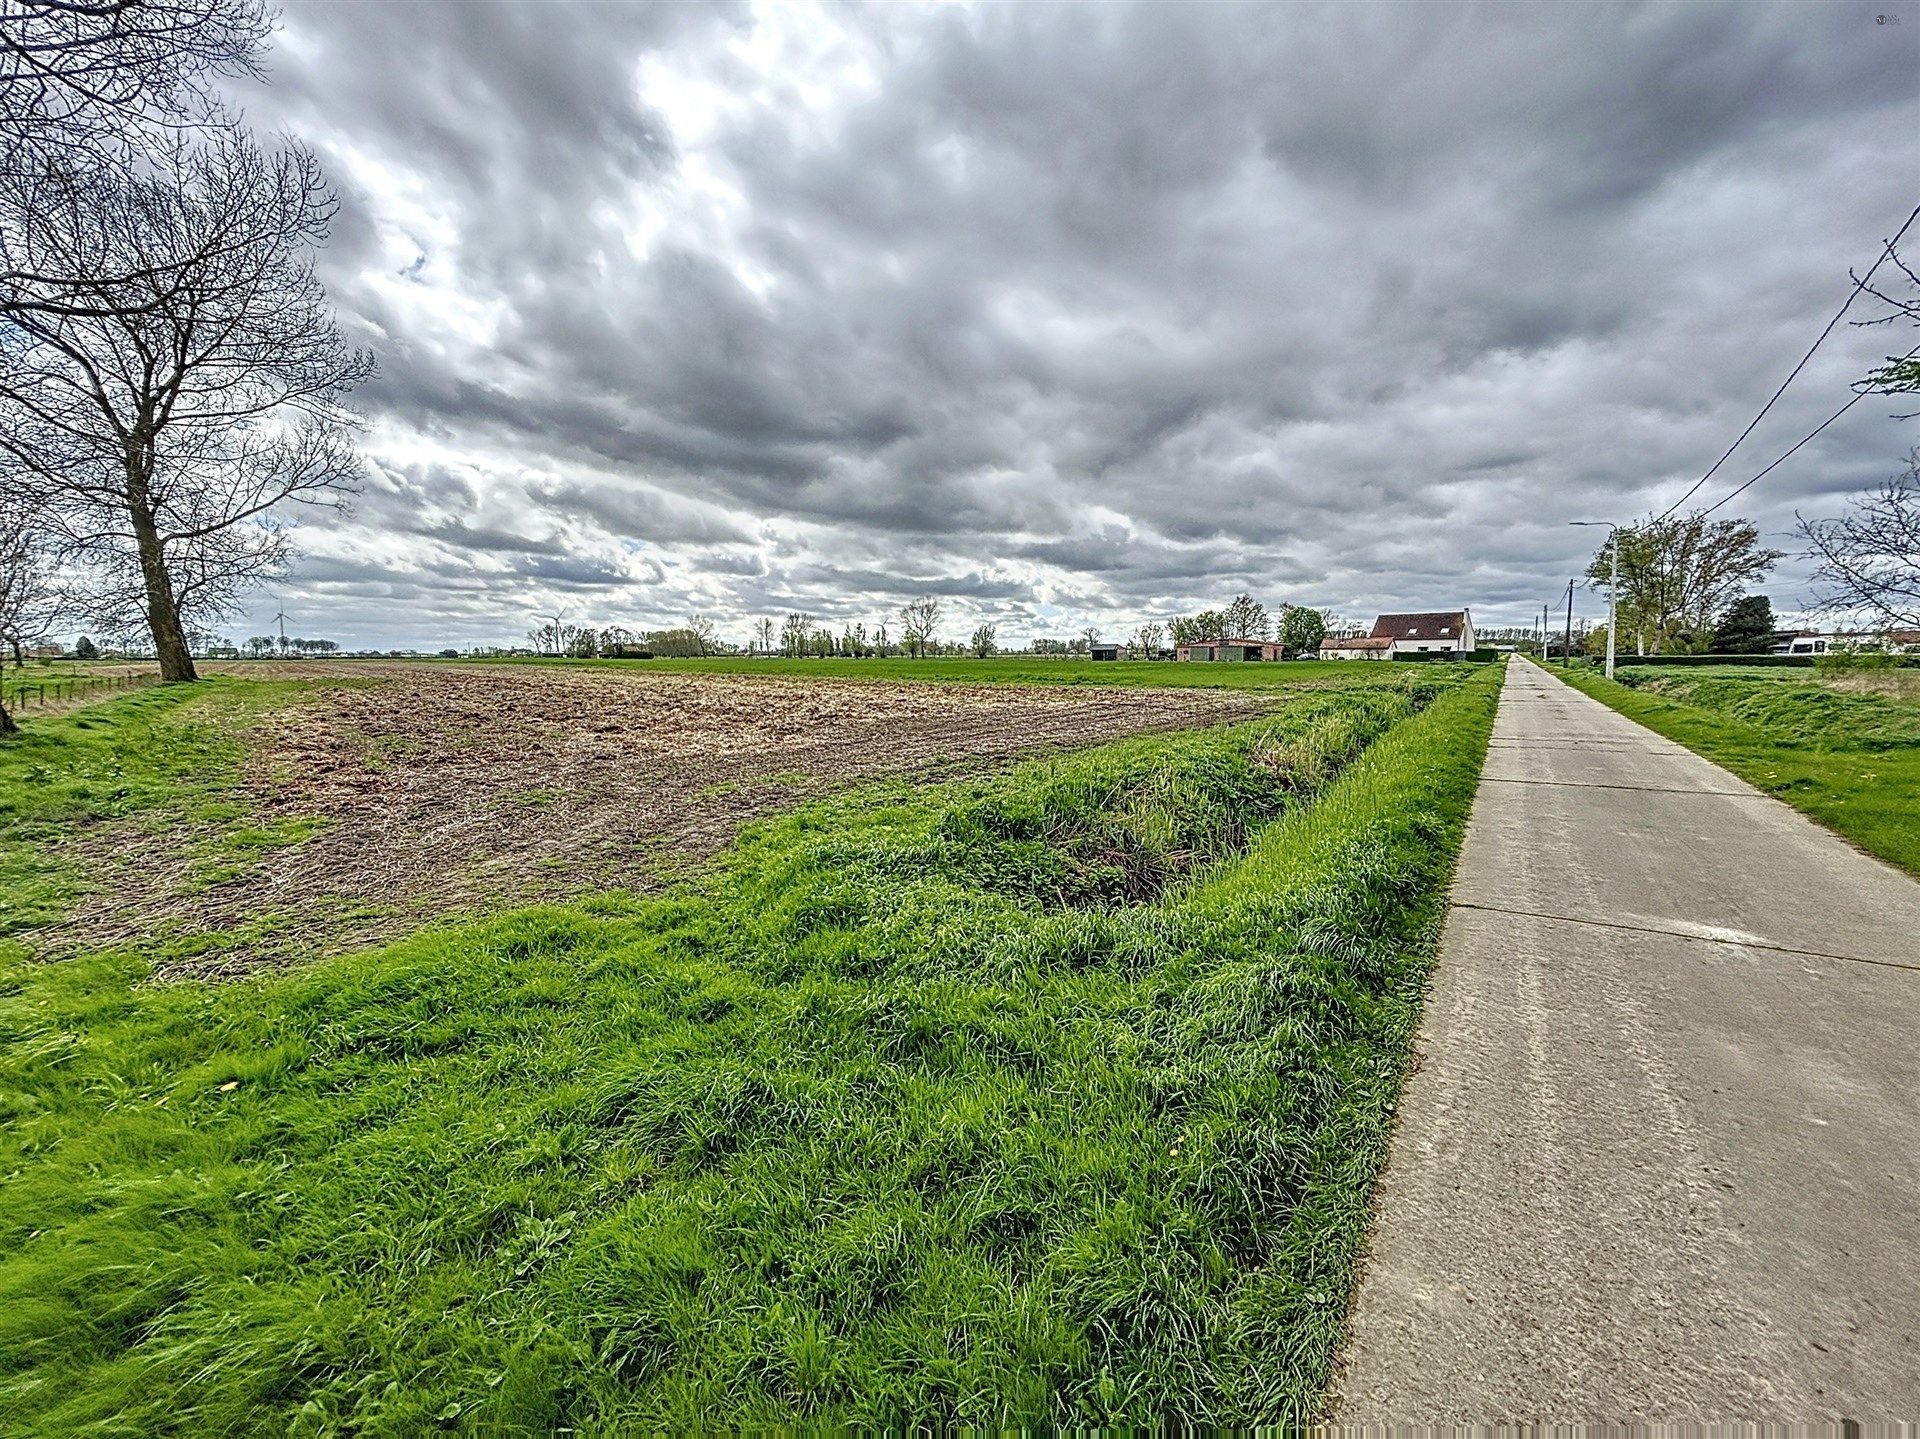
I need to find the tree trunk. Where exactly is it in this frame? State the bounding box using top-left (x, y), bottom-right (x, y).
top-left (125, 467), bottom-right (198, 682)
top-left (0, 694), bottom-right (15, 737)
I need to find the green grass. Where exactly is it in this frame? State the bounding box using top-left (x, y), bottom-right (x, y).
top-left (1556, 664), bottom-right (1920, 877)
top-left (0, 666), bottom-right (1499, 1429)
top-left (0, 682), bottom-right (281, 942)
top-left (482, 654), bottom-right (1470, 690)
top-left (0, 678), bottom-right (370, 952)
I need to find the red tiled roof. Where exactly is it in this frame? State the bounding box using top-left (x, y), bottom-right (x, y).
top-left (1371, 611), bottom-right (1468, 640)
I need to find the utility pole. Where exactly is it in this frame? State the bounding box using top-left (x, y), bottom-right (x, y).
top-left (1571, 521), bottom-right (1621, 681)
top-left (1564, 578), bottom-right (1575, 666)
top-left (1608, 531), bottom-right (1618, 679)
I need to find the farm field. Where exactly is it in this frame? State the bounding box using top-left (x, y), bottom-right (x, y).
top-left (0, 660), bottom-right (1500, 1428)
top-left (7, 663), bottom-right (1271, 977)
top-left (1556, 662), bottom-right (1920, 877)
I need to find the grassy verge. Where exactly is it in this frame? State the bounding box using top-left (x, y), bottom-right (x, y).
top-left (1554, 664), bottom-right (1920, 877)
top-left (0, 668), bottom-right (1498, 1429)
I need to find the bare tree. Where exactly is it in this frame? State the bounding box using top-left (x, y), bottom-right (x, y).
top-left (899, 595), bottom-right (941, 658)
top-left (2, 0), bottom-right (272, 325)
top-left (1799, 451), bottom-right (1920, 629)
top-left (0, 134), bottom-right (372, 681)
top-left (527, 617), bottom-right (583, 656)
top-left (1, 0), bottom-right (268, 159)
top-left (1131, 621), bottom-right (1164, 658)
top-left (970, 621), bottom-right (995, 658)
top-left (753, 616), bottom-right (775, 655)
top-left (780, 611), bottom-right (813, 657)
top-left (0, 486), bottom-right (60, 733)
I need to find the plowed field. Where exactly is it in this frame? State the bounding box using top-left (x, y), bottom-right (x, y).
top-left (60, 663), bottom-right (1262, 976)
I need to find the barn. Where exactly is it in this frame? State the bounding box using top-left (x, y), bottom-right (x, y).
top-left (1175, 637), bottom-right (1285, 662)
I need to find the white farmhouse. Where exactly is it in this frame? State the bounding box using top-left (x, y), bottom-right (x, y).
top-left (1375, 610), bottom-right (1474, 654)
top-left (1322, 609), bottom-right (1475, 659)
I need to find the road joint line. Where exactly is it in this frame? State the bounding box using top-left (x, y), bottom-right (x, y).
top-left (1449, 899), bottom-right (1920, 974)
top-left (1479, 776), bottom-right (1765, 798)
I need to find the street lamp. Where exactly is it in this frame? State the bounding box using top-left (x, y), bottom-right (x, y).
top-left (1570, 521), bottom-right (1620, 680)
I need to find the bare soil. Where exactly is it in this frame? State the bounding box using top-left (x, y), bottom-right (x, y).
top-left (55, 663), bottom-right (1263, 979)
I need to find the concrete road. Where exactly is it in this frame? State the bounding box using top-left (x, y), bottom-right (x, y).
top-left (1332, 658), bottom-right (1920, 1422)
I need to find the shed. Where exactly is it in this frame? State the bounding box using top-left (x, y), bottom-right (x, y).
top-left (1175, 637), bottom-right (1283, 662)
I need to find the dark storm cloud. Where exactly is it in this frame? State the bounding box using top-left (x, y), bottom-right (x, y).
top-left (222, 0), bottom-right (1920, 647)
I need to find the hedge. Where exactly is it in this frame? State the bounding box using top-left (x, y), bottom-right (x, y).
top-left (1389, 649), bottom-right (1502, 664)
top-left (1557, 652), bottom-right (1916, 670)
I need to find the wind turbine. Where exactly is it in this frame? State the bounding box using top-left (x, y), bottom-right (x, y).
top-left (539, 610), bottom-right (565, 656)
top-left (271, 598), bottom-right (291, 653)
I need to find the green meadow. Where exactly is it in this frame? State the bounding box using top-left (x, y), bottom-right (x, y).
top-left (0, 664), bottom-right (1499, 1429)
top-left (1557, 662), bottom-right (1920, 878)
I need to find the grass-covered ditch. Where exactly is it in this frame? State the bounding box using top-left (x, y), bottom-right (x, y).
top-left (1557, 662), bottom-right (1920, 877)
top-left (0, 667), bottom-right (1499, 1430)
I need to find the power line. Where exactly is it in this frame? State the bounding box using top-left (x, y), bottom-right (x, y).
top-left (1657, 199), bottom-right (1920, 522)
top-left (1696, 339), bottom-right (1920, 519)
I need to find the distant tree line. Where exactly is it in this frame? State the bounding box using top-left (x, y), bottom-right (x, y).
top-left (500, 592), bottom-right (1357, 667)
top-left (240, 634), bottom-right (340, 658)
top-left (524, 616), bottom-right (726, 659)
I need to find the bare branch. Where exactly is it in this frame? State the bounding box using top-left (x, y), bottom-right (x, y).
top-left (1797, 451), bottom-right (1920, 630)
top-left (0, 126), bottom-right (372, 681)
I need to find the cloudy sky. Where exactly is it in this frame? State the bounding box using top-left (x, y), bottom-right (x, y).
top-left (226, 0), bottom-right (1918, 649)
